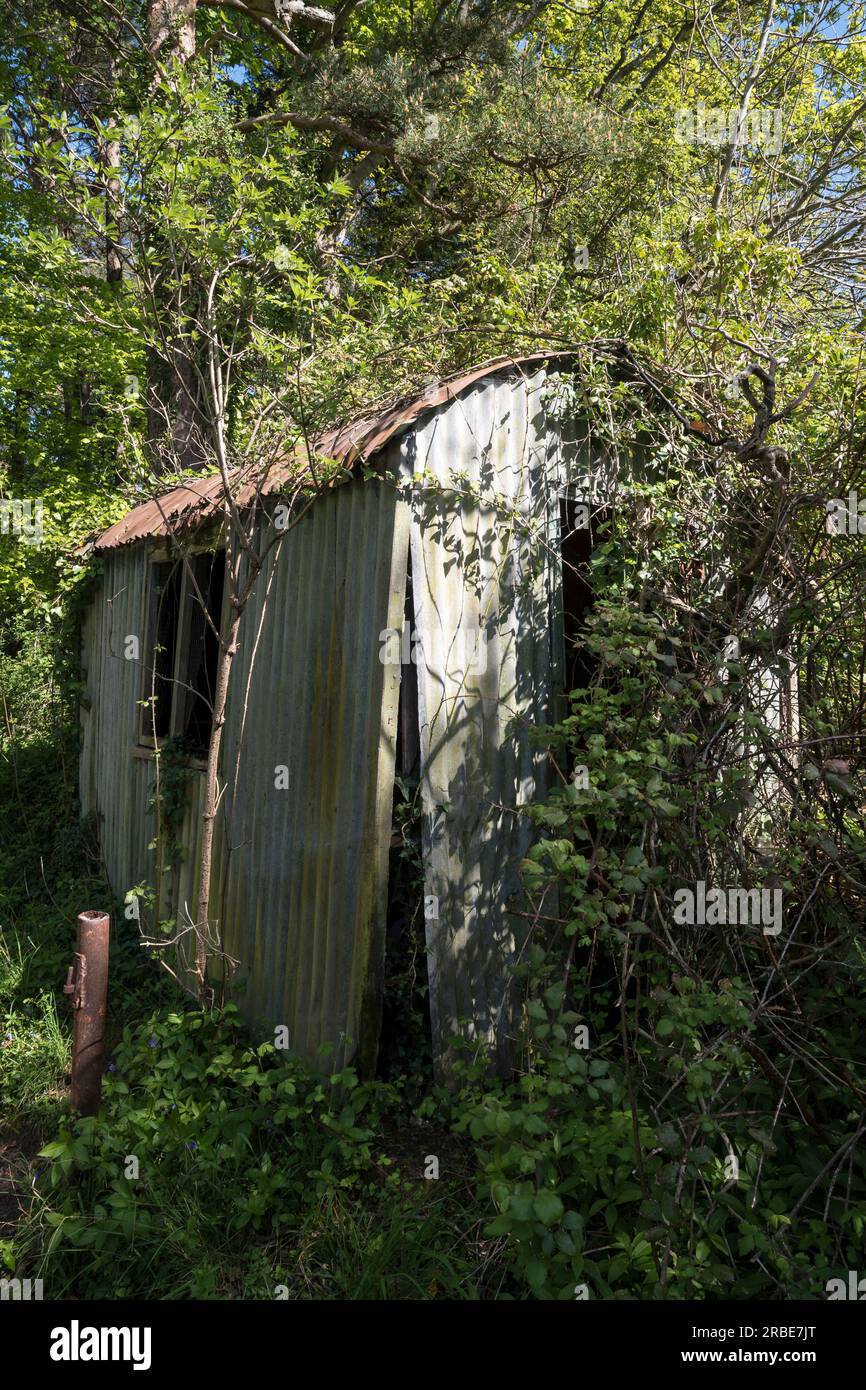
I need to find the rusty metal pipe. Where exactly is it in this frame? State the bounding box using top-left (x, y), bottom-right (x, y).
top-left (63, 911), bottom-right (110, 1116)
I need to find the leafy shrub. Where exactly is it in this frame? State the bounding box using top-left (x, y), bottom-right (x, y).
top-left (440, 591), bottom-right (866, 1300)
top-left (17, 1003), bottom-right (485, 1299)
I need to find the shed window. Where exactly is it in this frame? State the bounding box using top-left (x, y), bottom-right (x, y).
top-left (140, 550), bottom-right (226, 755)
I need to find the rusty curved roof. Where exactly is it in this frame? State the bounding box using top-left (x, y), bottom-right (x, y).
top-left (91, 350), bottom-right (578, 552)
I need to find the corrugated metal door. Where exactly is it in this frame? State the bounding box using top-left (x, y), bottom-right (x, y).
top-left (407, 369), bottom-right (563, 1074)
top-left (217, 471), bottom-right (409, 1074)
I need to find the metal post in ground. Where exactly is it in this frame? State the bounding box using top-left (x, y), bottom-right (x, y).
top-left (63, 910), bottom-right (110, 1116)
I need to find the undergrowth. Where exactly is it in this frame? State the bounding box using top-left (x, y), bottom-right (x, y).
top-left (0, 734), bottom-right (492, 1300)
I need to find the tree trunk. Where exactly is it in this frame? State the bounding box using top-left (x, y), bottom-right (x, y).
top-left (148, 0), bottom-right (197, 61)
top-left (193, 588), bottom-right (242, 999)
top-left (145, 2), bottom-right (202, 470)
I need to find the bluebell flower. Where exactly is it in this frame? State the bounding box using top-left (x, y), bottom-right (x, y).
top-left (147, 1036), bottom-right (158, 1049)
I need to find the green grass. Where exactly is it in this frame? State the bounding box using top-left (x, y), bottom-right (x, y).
top-left (0, 933), bottom-right (70, 1125)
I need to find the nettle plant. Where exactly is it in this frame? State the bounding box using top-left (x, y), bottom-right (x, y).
top-left (28, 1004), bottom-right (400, 1299)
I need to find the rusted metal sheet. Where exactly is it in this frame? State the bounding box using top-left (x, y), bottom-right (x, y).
top-left (317, 351), bottom-right (580, 464)
top-left (89, 459), bottom-right (315, 554)
top-left (91, 476), bottom-right (223, 553)
top-left (64, 911), bottom-right (110, 1116)
top-left (90, 353), bottom-right (581, 553)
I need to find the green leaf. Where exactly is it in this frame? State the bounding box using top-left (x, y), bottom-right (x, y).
top-left (533, 1190), bottom-right (565, 1225)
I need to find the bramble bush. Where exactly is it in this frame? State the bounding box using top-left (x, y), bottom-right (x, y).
top-left (440, 577), bottom-right (866, 1300)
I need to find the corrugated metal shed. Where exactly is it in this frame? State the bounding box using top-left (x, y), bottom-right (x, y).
top-left (80, 355), bottom-right (618, 1075)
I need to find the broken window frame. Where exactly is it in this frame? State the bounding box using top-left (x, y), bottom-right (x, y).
top-left (138, 540), bottom-right (227, 754)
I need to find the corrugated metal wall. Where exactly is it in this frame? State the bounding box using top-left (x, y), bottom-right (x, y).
top-left (216, 470), bottom-right (408, 1072)
top-left (79, 550), bottom-right (210, 986)
top-left (80, 551), bottom-right (162, 912)
top-left (82, 470), bottom-right (408, 1074)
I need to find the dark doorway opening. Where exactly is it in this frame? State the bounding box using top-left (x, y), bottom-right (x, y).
top-left (559, 494), bottom-right (611, 698)
top-left (378, 553), bottom-right (433, 1088)
top-left (556, 495), bottom-right (623, 1036)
